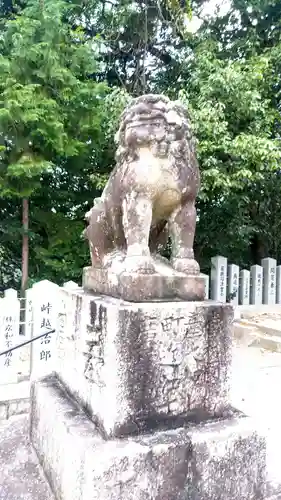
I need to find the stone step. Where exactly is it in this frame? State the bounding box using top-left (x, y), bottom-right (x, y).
top-left (30, 374), bottom-right (267, 500)
top-left (233, 319), bottom-right (281, 352)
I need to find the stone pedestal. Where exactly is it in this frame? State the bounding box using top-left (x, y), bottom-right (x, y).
top-left (83, 264), bottom-right (206, 302)
top-left (30, 290), bottom-right (267, 500)
top-left (30, 375), bottom-right (266, 500)
top-left (56, 293), bottom-right (233, 437)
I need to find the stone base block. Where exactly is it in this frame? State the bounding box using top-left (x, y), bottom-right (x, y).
top-left (56, 294), bottom-right (233, 437)
top-left (30, 375), bottom-right (266, 500)
top-left (82, 265), bottom-right (206, 302)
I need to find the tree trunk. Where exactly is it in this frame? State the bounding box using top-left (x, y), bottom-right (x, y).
top-left (21, 197), bottom-right (29, 293)
top-left (250, 233), bottom-right (267, 265)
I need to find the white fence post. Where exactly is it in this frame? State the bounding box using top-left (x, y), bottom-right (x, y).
top-left (250, 265), bottom-right (263, 305)
top-left (4, 288), bottom-right (17, 300)
top-left (30, 280), bottom-right (60, 380)
top-left (239, 270), bottom-right (250, 305)
top-left (262, 257), bottom-right (277, 305)
top-left (57, 288), bottom-right (78, 368)
top-left (276, 265), bottom-right (281, 304)
top-left (228, 264), bottom-right (239, 305)
top-left (63, 281), bottom-right (79, 290)
top-left (19, 286), bottom-right (35, 378)
top-left (200, 274), bottom-right (209, 300)
top-left (211, 256), bottom-right (227, 302)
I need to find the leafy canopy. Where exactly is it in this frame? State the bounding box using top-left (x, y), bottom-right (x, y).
top-left (0, 0), bottom-right (108, 198)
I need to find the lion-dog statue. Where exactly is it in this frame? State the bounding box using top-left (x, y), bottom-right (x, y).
top-left (84, 94), bottom-right (201, 284)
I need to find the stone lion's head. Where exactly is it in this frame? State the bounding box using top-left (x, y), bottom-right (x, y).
top-left (115, 94), bottom-right (197, 165)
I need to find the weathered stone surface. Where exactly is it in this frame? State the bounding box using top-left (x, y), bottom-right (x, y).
top-left (56, 290), bottom-right (233, 437)
top-left (83, 265), bottom-right (206, 302)
top-left (83, 94), bottom-right (204, 301)
top-left (30, 375), bottom-right (267, 500)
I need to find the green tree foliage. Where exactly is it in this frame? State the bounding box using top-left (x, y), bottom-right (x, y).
top-left (178, 44), bottom-right (281, 269)
top-left (0, 0), bottom-right (111, 288)
top-left (69, 0), bottom-right (194, 93)
top-left (183, 0), bottom-right (281, 269)
top-left (1, 0), bottom-right (281, 289)
top-left (0, 0), bottom-right (110, 196)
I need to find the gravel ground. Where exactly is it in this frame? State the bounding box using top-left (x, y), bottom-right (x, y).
top-left (0, 414), bottom-right (53, 500)
top-left (232, 343), bottom-right (281, 495)
top-left (239, 308), bottom-right (281, 330)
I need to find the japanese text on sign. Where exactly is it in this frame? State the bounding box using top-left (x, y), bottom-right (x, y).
top-left (270, 267), bottom-right (275, 295)
top-left (257, 273), bottom-right (262, 293)
top-left (244, 278), bottom-right (249, 298)
top-left (3, 315), bottom-right (15, 368)
top-left (39, 302), bottom-right (53, 362)
top-left (220, 266), bottom-right (225, 297)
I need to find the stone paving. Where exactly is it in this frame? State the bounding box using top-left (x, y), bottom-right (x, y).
top-left (238, 307), bottom-right (281, 326)
top-left (0, 414), bottom-right (53, 500)
top-left (232, 342), bottom-right (281, 497)
top-left (1, 342), bottom-right (281, 499)
top-left (234, 305), bottom-right (281, 352)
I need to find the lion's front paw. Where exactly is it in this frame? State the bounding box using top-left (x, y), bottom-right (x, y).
top-left (171, 258), bottom-right (200, 276)
top-left (123, 256), bottom-right (156, 275)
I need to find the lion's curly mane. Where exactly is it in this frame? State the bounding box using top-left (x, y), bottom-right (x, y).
top-left (114, 94), bottom-right (198, 177)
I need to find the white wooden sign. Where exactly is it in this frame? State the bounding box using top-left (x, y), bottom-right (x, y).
top-left (250, 265), bottom-right (263, 305)
top-left (228, 264), bottom-right (239, 305)
top-left (0, 292), bottom-right (20, 384)
top-left (211, 256), bottom-right (227, 302)
top-left (30, 280), bottom-right (59, 379)
top-left (276, 265), bottom-right (281, 304)
top-left (262, 257), bottom-right (276, 305)
top-left (239, 269), bottom-right (250, 305)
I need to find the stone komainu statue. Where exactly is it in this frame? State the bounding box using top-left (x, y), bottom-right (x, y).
top-left (84, 94), bottom-right (204, 300)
